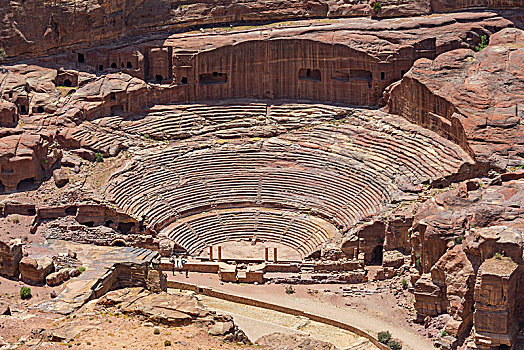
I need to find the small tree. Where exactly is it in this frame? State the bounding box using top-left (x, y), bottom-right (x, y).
top-left (401, 278), bottom-right (408, 290)
top-left (388, 339), bottom-right (402, 350)
top-left (378, 331), bottom-right (392, 344)
top-left (454, 235), bottom-right (464, 245)
top-left (285, 285), bottom-right (295, 294)
top-left (94, 152), bottom-right (104, 163)
top-left (475, 35), bottom-right (489, 52)
top-left (370, 1), bottom-right (382, 12)
top-left (20, 286), bottom-right (32, 300)
top-left (0, 48), bottom-right (6, 61)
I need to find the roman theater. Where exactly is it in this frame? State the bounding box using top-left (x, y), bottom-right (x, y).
top-left (0, 1), bottom-right (522, 349)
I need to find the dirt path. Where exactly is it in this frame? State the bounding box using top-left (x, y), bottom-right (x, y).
top-left (169, 273), bottom-right (435, 350)
top-left (199, 294), bottom-right (375, 349)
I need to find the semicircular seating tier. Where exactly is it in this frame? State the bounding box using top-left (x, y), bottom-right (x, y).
top-left (105, 103), bottom-right (473, 255)
top-left (161, 208), bottom-right (338, 257)
top-left (66, 102), bottom-right (347, 153)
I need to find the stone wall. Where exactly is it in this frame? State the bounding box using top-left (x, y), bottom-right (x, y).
top-left (0, 239), bottom-right (22, 278)
top-left (93, 262), bottom-right (167, 298)
top-left (471, 258), bottom-right (521, 349)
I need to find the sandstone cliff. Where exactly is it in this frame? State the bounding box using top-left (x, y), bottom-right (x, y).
top-left (386, 28), bottom-right (524, 170)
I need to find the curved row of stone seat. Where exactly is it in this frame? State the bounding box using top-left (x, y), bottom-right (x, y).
top-left (107, 145), bottom-right (393, 231)
top-left (106, 138), bottom-right (462, 231)
top-left (161, 208), bottom-right (337, 256)
top-left (70, 118), bottom-right (138, 153)
top-left (70, 102), bottom-right (350, 150)
top-left (288, 123), bottom-right (465, 184)
top-left (105, 103), bottom-right (472, 237)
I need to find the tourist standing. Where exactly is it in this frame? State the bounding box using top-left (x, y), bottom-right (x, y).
top-left (169, 254), bottom-right (177, 276)
top-left (181, 256), bottom-right (188, 278)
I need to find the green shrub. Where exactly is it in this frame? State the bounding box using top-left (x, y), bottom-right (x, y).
top-left (493, 252), bottom-right (502, 260)
top-left (401, 278), bottom-right (408, 290)
top-left (164, 340), bottom-right (171, 346)
top-left (285, 285), bottom-right (295, 294)
top-left (441, 330), bottom-right (447, 337)
top-left (0, 48), bottom-right (5, 60)
top-left (454, 235), bottom-right (464, 245)
top-left (378, 331), bottom-right (392, 344)
top-left (153, 328), bottom-right (160, 335)
top-left (371, 1), bottom-right (382, 11)
top-left (20, 286), bottom-right (32, 300)
top-left (388, 339), bottom-right (402, 350)
top-left (78, 266), bottom-right (86, 273)
top-left (94, 152), bottom-right (104, 163)
top-left (475, 35), bottom-right (489, 52)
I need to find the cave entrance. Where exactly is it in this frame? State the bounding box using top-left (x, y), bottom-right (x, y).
top-left (65, 206), bottom-right (78, 216)
top-left (370, 245), bottom-right (383, 265)
top-left (63, 79), bottom-right (72, 87)
top-left (117, 222), bottom-right (134, 234)
top-left (16, 178), bottom-right (36, 191)
top-left (111, 240), bottom-right (126, 247)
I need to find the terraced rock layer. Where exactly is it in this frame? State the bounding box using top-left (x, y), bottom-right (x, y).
top-left (105, 103), bottom-right (472, 256)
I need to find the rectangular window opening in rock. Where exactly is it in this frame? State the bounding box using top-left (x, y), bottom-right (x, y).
top-left (299, 68), bottom-right (321, 82)
top-left (199, 72), bottom-right (228, 85)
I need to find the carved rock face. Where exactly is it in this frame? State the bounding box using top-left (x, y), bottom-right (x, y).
top-left (386, 28), bottom-right (524, 170)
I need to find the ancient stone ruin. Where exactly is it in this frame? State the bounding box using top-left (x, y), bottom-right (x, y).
top-left (0, 0), bottom-right (522, 349)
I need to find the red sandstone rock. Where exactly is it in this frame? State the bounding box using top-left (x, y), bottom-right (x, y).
top-left (46, 268), bottom-right (70, 286)
top-left (2, 0), bottom-right (521, 60)
top-left (386, 28), bottom-right (524, 170)
top-left (472, 257), bottom-right (521, 348)
top-left (411, 178), bottom-right (524, 274)
top-left (52, 168), bottom-right (69, 187)
top-left (0, 101), bottom-right (18, 127)
top-left (0, 133), bottom-right (53, 191)
top-left (19, 256), bottom-right (54, 285)
top-left (0, 239), bottom-right (22, 278)
top-left (432, 245), bottom-right (475, 340)
top-left (465, 226), bottom-right (523, 264)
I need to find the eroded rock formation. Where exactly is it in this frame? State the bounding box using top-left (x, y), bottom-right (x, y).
top-left (386, 28), bottom-right (524, 169)
top-left (2, 0), bottom-right (519, 60)
top-left (0, 239), bottom-right (22, 277)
